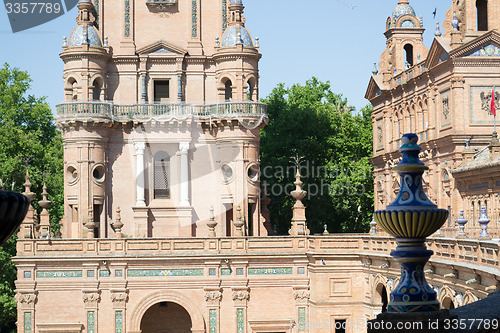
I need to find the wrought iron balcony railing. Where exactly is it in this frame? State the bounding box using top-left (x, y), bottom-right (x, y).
top-left (55, 101), bottom-right (267, 121)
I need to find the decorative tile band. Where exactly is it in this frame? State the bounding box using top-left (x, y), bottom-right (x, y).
top-left (191, 0), bottom-right (197, 37)
top-left (209, 309), bottom-right (217, 333)
top-left (88, 311), bottom-right (95, 333)
top-left (36, 271), bottom-right (82, 278)
top-left (127, 269), bottom-right (204, 277)
top-left (221, 268), bottom-right (232, 275)
top-left (99, 270), bottom-right (111, 277)
top-left (24, 312), bottom-right (31, 333)
top-left (248, 267), bottom-right (293, 275)
top-left (222, 0), bottom-right (227, 31)
top-left (209, 268), bottom-right (216, 276)
top-left (236, 308), bottom-right (244, 333)
top-left (298, 307), bottom-right (306, 332)
top-left (115, 311), bottom-right (123, 333)
top-left (124, 0), bottom-right (130, 37)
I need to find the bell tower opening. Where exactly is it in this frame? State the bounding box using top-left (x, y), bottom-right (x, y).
top-left (225, 80), bottom-right (233, 101)
top-left (404, 44), bottom-right (414, 67)
top-left (477, 0), bottom-right (488, 31)
top-left (140, 301), bottom-right (192, 333)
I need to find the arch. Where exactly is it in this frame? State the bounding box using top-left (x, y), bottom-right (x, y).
top-left (224, 79), bottom-right (233, 101)
top-left (404, 44), bottom-right (414, 67)
top-left (476, 0), bottom-right (488, 31)
top-left (438, 285), bottom-right (456, 310)
top-left (462, 290), bottom-right (479, 305)
top-left (129, 290), bottom-right (205, 333)
top-left (372, 274), bottom-right (389, 314)
top-left (246, 75), bottom-right (257, 101)
top-left (91, 76), bottom-right (104, 101)
top-left (154, 151), bottom-right (170, 199)
top-left (65, 77), bottom-right (79, 101)
top-left (442, 169), bottom-right (450, 181)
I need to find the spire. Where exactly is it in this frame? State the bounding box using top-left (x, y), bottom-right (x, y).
top-left (289, 170), bottom-right (310, 236)
top-left (38, 183), bottom-right (52, 239)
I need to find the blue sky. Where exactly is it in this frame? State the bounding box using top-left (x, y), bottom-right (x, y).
top-left (0, 1), bottom-right (448, 112)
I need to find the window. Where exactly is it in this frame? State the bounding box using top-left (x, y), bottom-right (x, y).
top-left (404, 44), bottom-right (414, 67)
top-left (225, 80), bottom-right (232, 100)
top-left (154, 152), bottom-right (170, 199)
top-left (92, 79), bottom-right (102, 101)
top-left (335, 319), bottom-right (347, 333)
top-left (154, 80), bottom-right (170, 103)
top-left (477, 0), bottom-right (488, 31)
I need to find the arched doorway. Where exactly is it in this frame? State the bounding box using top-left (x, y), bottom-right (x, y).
top-left (140, 301), bottom-right (192, 333)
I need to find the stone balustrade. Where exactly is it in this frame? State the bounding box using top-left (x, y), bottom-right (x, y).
top-left (55, 101), bottom-right (267, 121)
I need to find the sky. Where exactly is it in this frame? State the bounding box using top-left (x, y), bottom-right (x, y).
top-left (0, 0), bottom-right (449, 113)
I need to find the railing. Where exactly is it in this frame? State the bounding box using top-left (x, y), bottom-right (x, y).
top-left (55, 101), bottom-right (267, 120)
top-left (15, 235), bottom-right (499, 271)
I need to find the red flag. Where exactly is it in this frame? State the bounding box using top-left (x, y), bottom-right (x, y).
top-left (491, 88), bottom-right (496, 117)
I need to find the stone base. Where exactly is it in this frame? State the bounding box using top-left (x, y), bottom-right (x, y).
top-left (368, 310), bottom-right (457, 333)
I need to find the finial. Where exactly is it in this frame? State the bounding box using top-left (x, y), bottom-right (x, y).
top-left (435, 22), bottom-right (442, 37)
top-left (465, 139), bottom-right (470, 148)
top-left (22, 171), bottom-right (36, 203)
top-left (215, 36), bottom-right (220, 47)
top-left (372, 63), bottom-right (379, 75)
top-left (233, 205), bottom-right (244, 236)
top-left (255, 37), bottom-right (259, 47)
top-left (323, 224), bottom-right (329, 235)
top-left (452, 10), bottom-right (459, 31)
top-left (289, 170), bottom-right (309, 236)
top-left (456, 210), bottom-right (468, 238)
top-left (478, 206), bottom-right (491, 239)
top-left (236, 32), bottom-right (242, 44)
top-left (38, 183), bottom-right (52, 239)
top-left (207, 206), bottom-right (217, 237)
top-left (103, 36), bottom-right (108, 47)
top-left (63, 36), bottom-right (68, 47)
top-left (370, 217), bottom-right (377, 235)
top-left (85, 205), bottom-right (96, 238)
top-left (112, 206), bottom-right (123, 238)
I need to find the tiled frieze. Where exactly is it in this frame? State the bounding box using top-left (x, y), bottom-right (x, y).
top-left (36, 270), bottom-right (82, 278)
top-left (127, 269), bottom-right (203, 277)
top-left (248, 267), bottom-right (292, 275)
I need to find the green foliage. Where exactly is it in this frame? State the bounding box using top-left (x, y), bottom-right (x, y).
top-left (260, 78), bottom-right (374, 234)
top-left (0, 63), bottom-right (63, 332)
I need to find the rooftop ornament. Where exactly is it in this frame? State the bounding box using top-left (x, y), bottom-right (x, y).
top-left (478, 206), bottom-right (491, 240)
top-left (455, 210), bottom-right (468, 238)
top-left (373, 133), bottom-right (448, 313)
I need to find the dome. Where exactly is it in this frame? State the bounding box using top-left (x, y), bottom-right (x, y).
top-left (392, 3), bottom-right (415, 19)
top-left (221, 26), bottom-right (254, 47)
top-left (68, 25), bottom-right (102, 47)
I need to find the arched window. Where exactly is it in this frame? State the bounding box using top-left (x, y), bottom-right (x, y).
top-left (477, 0), bottom-right (488, 31)
top-left (92, 78), bottom-right (102, 101)
top-left (224, 80), bottom-right (232, 101)
top-left (154, 152), bottom-right (170, 199)
top-left (404, 44), bottom-right (414, 67)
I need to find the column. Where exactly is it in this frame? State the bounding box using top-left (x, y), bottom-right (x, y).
top-left (293, 287), bottom-right (310, 332)
top-left (204, 288), bottom-right (222, 333)
top-left (232, 288), bottom-right (249, 333)
top-left (111, 289), bottom-right (128, 333)
top-left (82, 291), bottom-right (100, 333)
top-left (141, 73), bottom-right (147, 104)
top-left (135, 142), bottom-right (146, 207)
top-left (179, 142), bottom-right (190, 207)
top-left (16, 291), bottom-right (36, 333)
top-left (177, 74), bottom-right (183, 102)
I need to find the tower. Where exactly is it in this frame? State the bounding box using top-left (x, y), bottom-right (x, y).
top-left (56, 0), bottom-right (267, 239)
top-left (378, 0), bottom-right (428, 83)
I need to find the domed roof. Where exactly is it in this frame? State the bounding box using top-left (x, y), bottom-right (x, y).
top-left (221, 26), bottom-right (254, 47)
top-left (68, 25), bottom-right (102, 47)
top-left (392, 3), bottom-right (415, 19)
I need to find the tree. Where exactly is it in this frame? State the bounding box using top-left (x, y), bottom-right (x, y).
top-left (0, 64), bottom-right (63, 333)
top-left (260, 78), bottom-right (373, 235)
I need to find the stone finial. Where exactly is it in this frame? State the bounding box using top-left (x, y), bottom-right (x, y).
top-left (289, 170), bottom-right (310, 236)
top-left (207, 206), bottom-right (217, 237)
top-left (85, 205), bottom-right (96, 239)
top-left (456, 210), bottom-right (468, 238)
top-left (261, 184), bottom-right (273, 235)
top-left (478, 206), bottom-right (491, 240)
top-left (112, 207), bottom-right (123, 238)
top-left (215, 36), bottom-right (220, 47)
top-left (372, 63), bottom-right (379, 75)
top-left (435, 22), bottom-right (442, 37)
top-left (38, 183), bottom-right (52, 239)
top-left (255, 37), bottom-right (259, 47)
top-left (103, 36), bottom-right (108, 47)
top-left (322, 224), bottom-right (329, 235)
top-left (233, 205), bottom-right (244, 236)
top-left (17, 171), bottom-right (36, 239)
top-left (63, 36), bottom-right (68, 47)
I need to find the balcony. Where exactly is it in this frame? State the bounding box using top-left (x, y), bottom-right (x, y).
top-left (55, 101), bottom-right (267, 122)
